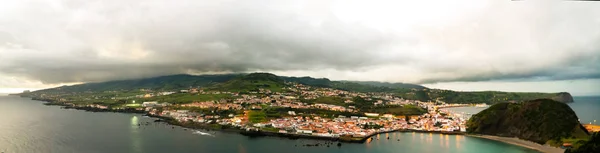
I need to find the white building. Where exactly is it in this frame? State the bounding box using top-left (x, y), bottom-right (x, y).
top-left (142, 101), bottom-right (159, 107)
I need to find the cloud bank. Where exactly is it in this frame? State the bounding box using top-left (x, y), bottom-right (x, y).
top-left (0, 0), bottom-right (599, 87)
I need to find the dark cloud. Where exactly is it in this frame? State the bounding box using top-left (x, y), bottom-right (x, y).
top-left (0, 0), bottom-right (599, 86)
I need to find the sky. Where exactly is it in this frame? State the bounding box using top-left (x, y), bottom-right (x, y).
top-left (0, 0), bottom-right (599, 95)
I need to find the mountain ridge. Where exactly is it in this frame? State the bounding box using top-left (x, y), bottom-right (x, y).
top-left (23, 73), bottom-right (574, 104)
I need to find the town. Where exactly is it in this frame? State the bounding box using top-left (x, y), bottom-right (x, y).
top-left (31, 81), bottom-right (484, 141)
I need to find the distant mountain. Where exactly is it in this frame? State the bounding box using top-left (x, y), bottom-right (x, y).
top-left (413, 89), bottom-right (575, 104)
top-left (466, 99), bottom-right (589, 144)
top-left (33, 74), bottom-right (240, 93)
top-left (23, 73), bottom-right (574, 104)
top-left (349, 81), bottom-right (427, 90)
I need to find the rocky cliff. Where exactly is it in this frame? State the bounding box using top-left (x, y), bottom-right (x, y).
top-left (466, 99), bottom-right (588, 144)
top-left (553, 92), bottom-right (574, 103)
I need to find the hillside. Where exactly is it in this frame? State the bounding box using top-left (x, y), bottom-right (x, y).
top-left (21, 73), bottom-right (573, 104)
top-left (34, 74), bottom-right (240, 92)
top-left (208, 73), bottom-right (286, 92)
top-left (413, 89), bottom-right (575, 104)
top-left (466, 99), bottom-right (589, 145)
top-left (565, 132), bottom-right (600, 153)
top-left (280, 76), bottom-right (423, 92)
top-left (350, 81), bottom-right (426, 90)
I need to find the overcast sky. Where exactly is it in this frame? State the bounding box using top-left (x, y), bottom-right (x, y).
top-left (0, 0), bottom-right (599, 95)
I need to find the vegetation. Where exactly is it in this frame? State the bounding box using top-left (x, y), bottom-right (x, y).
top-left (141, 93), bottom-right (234, 104)
top-left (330, 81), bottom-right (412, 93)
top-left (396, 89), bottom-right (573, 104)
top-left (20, 73), bottom-right (573, 105)
top-left (248, 110), bottom-right (267, 123)
top-left (350, 81), bottom-right (426, 90)
top-left (565, 132), bottom-right (600, 153)
top-left (363, 105), bottom-right (427, 116)
top-left (466, 99), bottom-right (589, 145)
top-left (301, 96), bottom-right (346, 106)
top-left (35, 74), bottom-right (239, 92)
top-left (209, 73), bottom-right (286, 92)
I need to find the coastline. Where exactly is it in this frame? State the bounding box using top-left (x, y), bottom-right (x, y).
top-left (18, 95), bottom-right (565, 151)
top-left (27, 96), bottom-right (465, 143)
top-left (467, 135), bottom-right (564, 153)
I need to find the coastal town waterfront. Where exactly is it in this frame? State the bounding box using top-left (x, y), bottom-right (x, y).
top-left (21, 82), bottom-right (481, 142)
top-left (0, 95), bottom-right (541, 153)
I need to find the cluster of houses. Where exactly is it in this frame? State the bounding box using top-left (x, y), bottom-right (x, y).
top-left (36, 80), bottom-right (472, 139)
top-left (265, 115), bottom-right (407, 137)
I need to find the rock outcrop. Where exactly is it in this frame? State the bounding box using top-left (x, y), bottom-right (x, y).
top-left (466, 99), bottom-right (588, 144)
top-left (553, 92), bottom-right (574, 103)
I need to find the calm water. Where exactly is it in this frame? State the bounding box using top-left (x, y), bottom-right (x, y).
top-left (569, 96), bottom-right (600, 124)
top-left (0, 96), bottom-right (551, 153)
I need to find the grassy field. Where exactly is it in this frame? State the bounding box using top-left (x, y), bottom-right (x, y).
top-left (304, 96), bottom-right (346, 106)
top-left (248, 110), bottom-right (267, 123)
top-left (364, 105), bottom-right (427, 115)
top-left (140, 93), bottom-right (234, 104)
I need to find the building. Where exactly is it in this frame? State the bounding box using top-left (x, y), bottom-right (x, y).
top-left (364, 113), bottom-right (379, 117)
top-left (382, 114), bottom-right (394, 119)
top-left (142, 101), bottom-right (159, 107)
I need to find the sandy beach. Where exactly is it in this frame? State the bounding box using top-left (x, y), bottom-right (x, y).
top-left (468, 135), bottom-right (564, 153)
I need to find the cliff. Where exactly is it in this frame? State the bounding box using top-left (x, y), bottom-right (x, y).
top-left (466, 99), bottom-right (588, 144)
top-left (553, 92), bottom-right (574, 103)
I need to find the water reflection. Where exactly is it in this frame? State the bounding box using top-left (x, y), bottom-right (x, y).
top-left (445, 135), bottom-right (450, 149)
top-left (238, 144), bottom-right (247, 153)
top-left (456, 135), bottom-right (462, 150)
top-left (366, 136), bottom-right (372, 148)
top-left (130, 116), bottom-right (142, 153)
top-left (439, 134), bottom-right (444, 147)
top-left (427, 133), bottom-right (432, 144)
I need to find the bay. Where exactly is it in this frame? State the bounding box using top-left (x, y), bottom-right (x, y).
top-left (0, 95), bottom-right (580, 153)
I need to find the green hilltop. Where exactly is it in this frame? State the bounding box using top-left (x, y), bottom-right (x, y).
top-left (413, 89), bottom-right (574, 104)
top-left (208, 73), bottom-right (286, 92)
top-left (467, 99), bottom-right (589, 145)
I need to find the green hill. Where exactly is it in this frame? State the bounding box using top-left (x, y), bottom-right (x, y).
top-left (466, 99), bottom-right (589, 145)
top-left (280, 76), bottom-right (421, 92)
top-left (20, 73), bottom-right (574, 104)
top-left (350, 81), bottom-right (427, 90)
top-left (208, 73), bottom-right (287, 92)
top-left (34, 74), bottom-right (240, 92)
top-left (280, 76), bottom-right (331, 87)
top-left (416, 89), bottom-right (574, 104)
